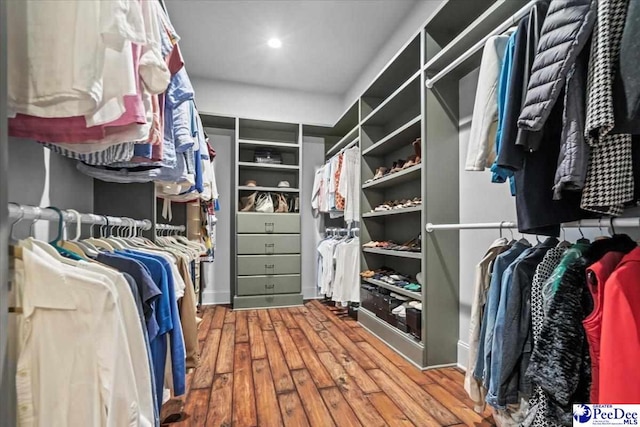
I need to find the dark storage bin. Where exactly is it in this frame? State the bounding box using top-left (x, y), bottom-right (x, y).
top-left (406, 308), bottom-right (422, 339)
top-left (396, 317), bottom-right (409, 333)
top-left (360, 285), bottom-right (377, 312)
top-left (375, 295), bottom-right (401, 326)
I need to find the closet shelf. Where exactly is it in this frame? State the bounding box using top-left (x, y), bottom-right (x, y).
top-left (362, 115), bottom-right (421, 157)
top-left (363, 278), bottom-right (422, 300)
top-left (238, 186), bottom-right (300, 193)
top-left (361, 72), bottom-right (421, 127)
top-left (362, 205), bottom-right (422, 218)
top-left (363, 247), bottom-right (422, 259)
top-left (326, 126), bottom-right (359, 157)
top-left (362, 163), bottom-right (421, 189)
top-left (238, 162), bottom-right (299, 171)
top-left (424, 0), bottom-right (536, 86)
top-left (238, 139), bottom-right (300, 152)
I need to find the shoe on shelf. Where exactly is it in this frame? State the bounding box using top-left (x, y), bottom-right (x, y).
top-left (362, 241), bottom-right (380, 248)
top-left (413, 138), bottom-right (422, 164)
top-left (404, 284), bottom-right (421, 292)
top-left (390, 159), bottom-right (406, 173)
top-left (365, 167), bottom-right (388, 183)
top-left (239, 191), bottom-right (258, 211)
top-left (392, 305), bottom-right (407, 318)
top-left (402, 154), bottom-right (419, 169)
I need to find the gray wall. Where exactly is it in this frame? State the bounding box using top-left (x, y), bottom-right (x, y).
top-left (7, 139), bottom-right (94, 240)
top-left (301, 137), bottom-right (327, 299)
top-left (201, 128), bottom-right (234, 305)
top-left (193, 78), bottom-right (343, 126)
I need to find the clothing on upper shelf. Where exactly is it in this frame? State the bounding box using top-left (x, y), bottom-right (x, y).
top-left (312, 145), bottom-right (360, 223)
top-left (6, 1), bottom-right (216, 205)
top-left (467, 233), bottom-right (640, 426)
top-left (10, 227), bottom-right (206, 427)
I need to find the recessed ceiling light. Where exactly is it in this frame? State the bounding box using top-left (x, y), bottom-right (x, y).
top-left (268, 38), bottom-right (282, 49)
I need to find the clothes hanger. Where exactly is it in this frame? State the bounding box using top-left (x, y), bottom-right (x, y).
top-left (103, 220), bottom-right (126, 250)
top-left (47, 207), bottom-right (83, 261)
top-left (84, 216), bottom-right (115, 251)
top-left (28, 206), bottom-right (40, 237)
top-left (9, 203), bottom-right (25, 243)
top-left (59, 209), bottom-right (90, 259)
top-left (608, 217), bottom-right (622, 238)
top-left (576, 223), bottom-right (590, 244)
top-left (593, 218), bottom-right (611, 241)
top-left (558, 225), bottom-right (571, 248)
top-left (27, 207), bottom-right (81, 264)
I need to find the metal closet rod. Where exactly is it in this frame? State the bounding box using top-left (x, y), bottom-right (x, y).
top-left (425, 218), bottom-right (640, 232)
top-left (7, 203), bottom-right (152, 230)
top-left (425, 0), bottom-right (537, 89)
top-left (156, 223), bottom-right (186, 232)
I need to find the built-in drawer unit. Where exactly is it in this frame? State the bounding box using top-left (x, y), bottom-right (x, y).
top-left (237, 274), bottom-right (301, 296)
top-left (237, 213), bottom-right (300, 234)
top-left (237, 234), bottom-right (301, 255)
top-left (233, 293), bottom-right (304, 309)
top-left (237, 254), bottom-right (301, 276)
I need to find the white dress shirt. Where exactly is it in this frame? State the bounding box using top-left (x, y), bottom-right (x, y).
top-left (17, 245), bottom-right (142, 427)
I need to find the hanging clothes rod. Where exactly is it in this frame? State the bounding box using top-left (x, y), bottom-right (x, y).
top-left (7, 203), bottom-right (152, 230)
top-left (156, 223), bottom-right (186, 232)
top-left (425, 0), bottom-right (537, 89)
top-left (426, 218), bottom-right (640, 232)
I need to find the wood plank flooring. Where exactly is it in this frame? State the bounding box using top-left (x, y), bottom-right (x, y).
top-left (173, 300), bottom-right (495, 427)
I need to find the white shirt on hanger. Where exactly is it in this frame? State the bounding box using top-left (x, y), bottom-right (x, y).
top-left (7, 0), bottom-right (146, 118)
top-left (16, 245), bottom-right (142, 427)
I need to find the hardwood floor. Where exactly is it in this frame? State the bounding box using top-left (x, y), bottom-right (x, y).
top-left (172, 300), bottom-right (495, 427)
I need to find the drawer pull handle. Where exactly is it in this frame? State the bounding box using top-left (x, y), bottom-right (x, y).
top-left (265, 243), bottom-right (275, 255)
top-left (266, 296), bottom-right (275, 303)
top-left (265, 284), bottom-right (275, 289)
top-left (264, 222), bottom-right (275, 233)
top-left (264, 264), bottom-right (275, 274)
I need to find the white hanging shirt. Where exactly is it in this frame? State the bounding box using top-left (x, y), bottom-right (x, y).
top-left (7, 0), bottom-right (146, 118)
top-left (16, 245), bottom-right (142, 427)
top-left (339, 146), bottom-right (361, 223)
top-left (332, 238), bottom-right (361, 304)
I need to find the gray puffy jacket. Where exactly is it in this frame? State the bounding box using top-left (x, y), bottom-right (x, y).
top-left (518, 0), bottom-right (597, 133)
top-left (518, 0), bottom-right (597, 199)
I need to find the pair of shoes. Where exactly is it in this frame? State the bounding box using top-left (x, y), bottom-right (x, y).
top-left (243, 179), bottom-right (290, 188)
top-left (360, 270), bottom-right (375, 278)
top-left (372, 198), bottom-right (422, 212)
top-left (402, 138), bottom-right (422, 169)
top-left (389, 159), bottom-right (406, 173)
top-left (403, 283), bottom-right (421, 292)
top-left (364, 167), bottom-right (389, 183)
top-left (240, 191), bottom-right (257, 211)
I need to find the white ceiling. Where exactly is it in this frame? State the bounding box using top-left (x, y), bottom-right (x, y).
top-left (165, 0), bottom-right (418, 95)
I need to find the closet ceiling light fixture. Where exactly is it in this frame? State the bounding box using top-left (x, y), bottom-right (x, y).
top-left (267, 37), bottom-right (282, 49)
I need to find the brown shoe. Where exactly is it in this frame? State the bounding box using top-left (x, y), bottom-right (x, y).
top-left (240, 191), bottom-right (257, 211)
top-left (413, 138), bottom-right (422, 163)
